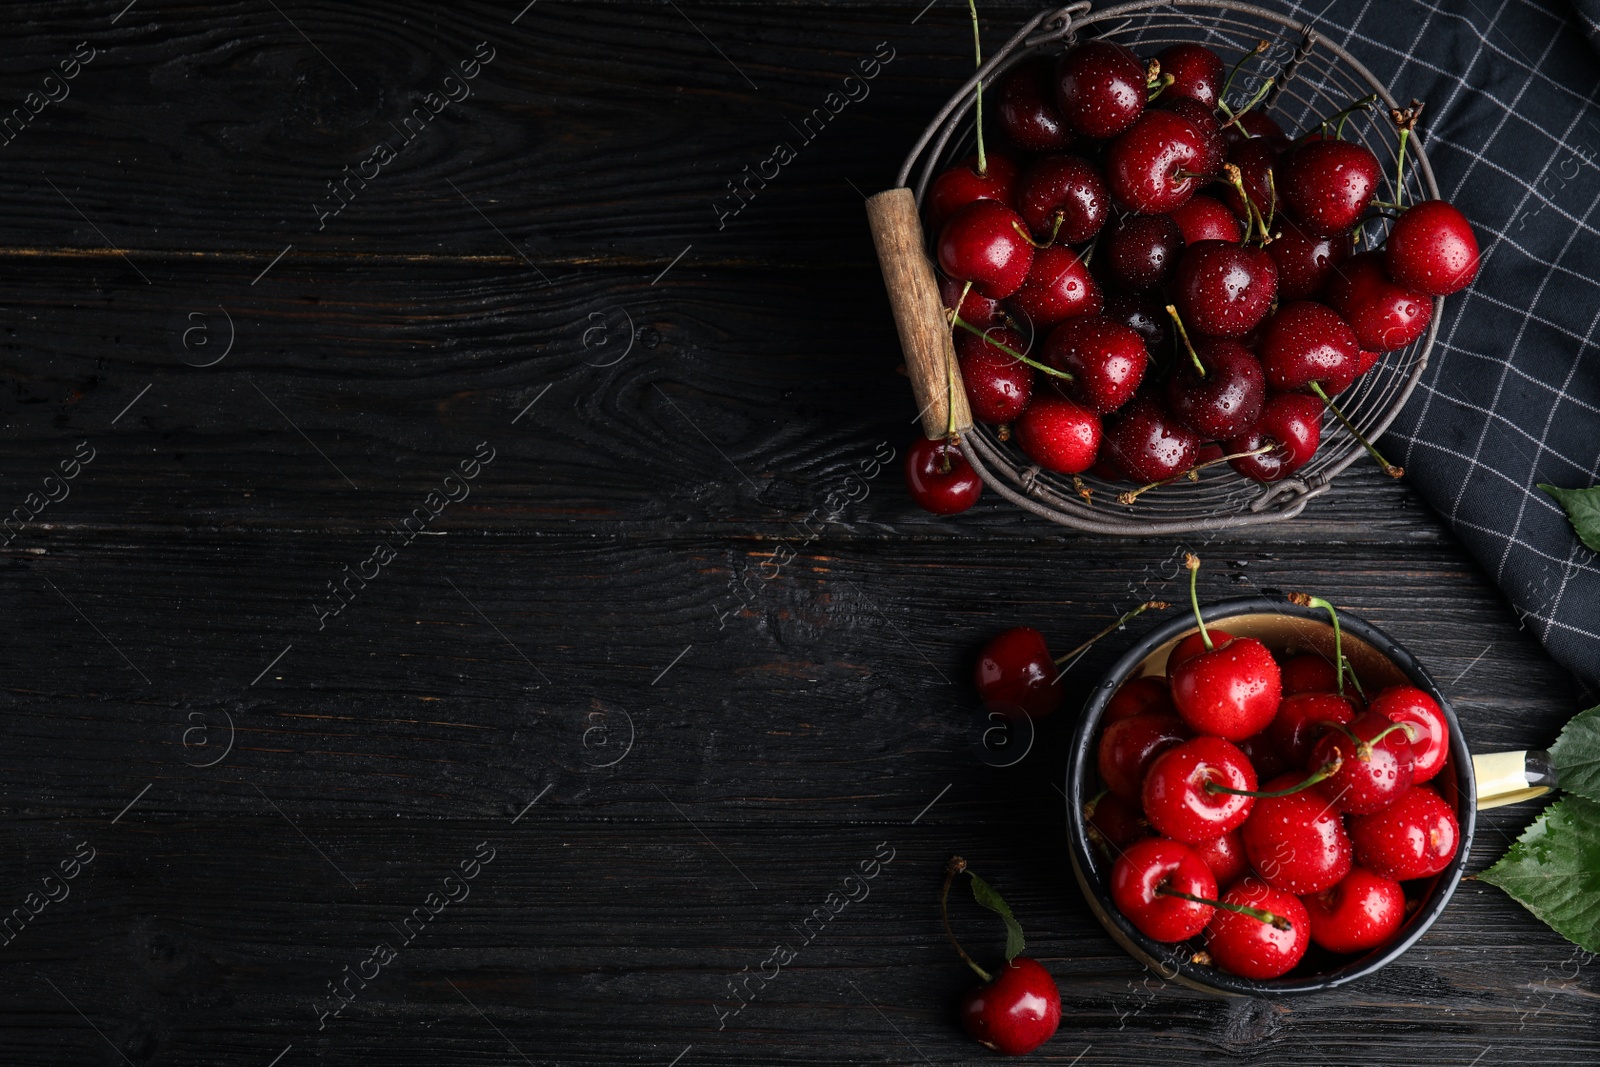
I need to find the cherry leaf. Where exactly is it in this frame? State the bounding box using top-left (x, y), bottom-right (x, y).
top-left (1550, 704), bottom-right (1600, 805)
top-left (967, 871), bottom-right (1026, 961)
top-left (1539, 483), bottom-right (1600, 554)
top-left (1481, 794), bottom-right (1600, 953)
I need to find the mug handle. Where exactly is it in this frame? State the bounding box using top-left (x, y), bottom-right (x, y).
top-left (1472, 749), bottom-right (1557, 809)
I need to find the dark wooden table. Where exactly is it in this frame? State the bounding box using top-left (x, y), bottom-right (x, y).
top-left (2, 2), bottom-right (1595, 1064)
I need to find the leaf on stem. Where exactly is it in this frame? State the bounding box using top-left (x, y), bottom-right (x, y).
top-left (1550, 704), bottom-right (1600, 804)
top-left (1481, 794), bottom-right (1600, 954)
top-left (968, 871), bottom-right (1026, 961)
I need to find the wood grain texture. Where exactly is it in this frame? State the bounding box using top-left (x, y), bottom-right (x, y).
top-left (1, 2), bottom-right (1596, 1066)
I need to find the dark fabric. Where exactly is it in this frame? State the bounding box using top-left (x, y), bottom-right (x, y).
top-left (1269, 0), bottom-right (1600, 690)
top-left (1573, 0), bottom-right (1600, 51)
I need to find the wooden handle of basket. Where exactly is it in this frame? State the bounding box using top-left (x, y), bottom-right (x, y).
top-left (866, 187), bottom-right (973, 440)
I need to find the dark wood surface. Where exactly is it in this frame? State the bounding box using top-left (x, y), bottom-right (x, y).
top-left (2, 2), bottom-right (1596, 1064)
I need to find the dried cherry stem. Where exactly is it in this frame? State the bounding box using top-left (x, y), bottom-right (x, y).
top-left (950, 313), bottom-right (1073, 381)
top-left (1318, 92), bottom-right (1381, 139)
top-left (1218, 39), bottom-right (1270, 118)
top-left (1156, 885), bottom-right (1293, 930)
top-left (1072, 474), bottom-right (1093, 504)
top-left (1307, 381), bottom-right (1403, 477)
top-left (1184, 553), bottom-right (1212, 652)
top-left (1222, 163), bottom-right (1271, 244)
top-left (1206, 757), bottom-right (1343, 798)
top-left (1147, 59), bottom-right (1175, 101)
top-left (941, 856), bottom-right (993, 983)
top-left (1052, 601), bottom-right (1171, 666)
top-left (1390, 100), bottom-right (1424, 207)
top-left (968, 0), bottom-right (987, 176)
top-left (1286, 592), bottom-right (1345, 696)
top-left (1164, 305), bottom-right (1206, 377)
top-left (1116, 445), bottom-right (1274, 505)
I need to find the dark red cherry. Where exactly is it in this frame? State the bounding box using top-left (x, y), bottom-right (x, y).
top-left (956, 326), bottom-right (1034, 424)
top-left (1159, 96), bottom-right (1225, 176)
top-left (1104, 292), bottom-right (1170, 353)
top-left (1221, 109), bottom-right (1291, 152)
top-left (1103, 398), bottom-right (1200, 484)
top-left (960, 956), bottom-right (1061, 1056)
top-left (1016, 154), bottom-right (1109, 243)
top-left (1385, 199), bottom-right (1479, 296)
top-left (1087, 790), bottom-right (1150, 852)
top-left (1311, 710), bottom-right (1416, 814)
top-left (1169, 194), bottom-right (1242, 245)
top-left (1348, 786), bottom-right (1459, 881)
top-left (1010, 245), bottom-right (1103, 329)
top-left (1194, 827), bottom-right (1251, 887)
top-left (1237, 731), bottom-right (1289, 782)
top-left (1258, 301), bottom-right (1361, 392)
top-left (1106, 109), bottom-right (1210, 214)
top-left (941, 274), bottom-right (1005, 329)
top-left (1167, 628), bottom-right (1235, 678)
top-left (1224, 393), bottom-right (1323, 482)
top-left (1155, 43), bottom-right (1224, 109)
top-left (1165, 340), bottom-right (1266, 440)
top-left (1241, 773), bottom-right (1353, 895)
top-left (1279, 653), bottom-right (1340, 697)
top-left (1267, 690), bottom-right (1356, 767)
top-left (1220, 138), bottom-right (1277, 225)
top-left (1304, 867), bottom-right (1406, 954)
top-left (1111, 837), bottom-right (1217, 942)
top-left (904, 436), bottom-right (982, 514)
top-left (938, 200), bottom-right (1035, 300)
top-left (1279, 138), bottom-right (1381, 236)
top-left (926, 153), bottom-right (1021, 232)
top-left (1014, 393), bottom-right (1101, 474)
top-left (1105, 675), bottom-right (1176, 723)
top-left (1054, 40), bottom-right (1147, 139)
top-left (1105, 214), bottom-right (1185, 291)
top-left (996, 58), bottom-right (1076, 152)
top-left (1368, 686), bottom-right (1448, 784)
top-left (1172, 240), bottom-right (1278, 338)
top-left (1044, 314), bottom-right (1148, 414)
top-left (1325, 251), bottom-right (1432, 352)
top-left (1204, 877), bottom-right (1309, 979)
top-left (1269, 216), bottom-right (1349, 300)
top-left (1141, 735), bottom-right (1257, 843)
top-left (1098, 712), bottom-right (1190, 802)
top-left (975, 626), bottom-right (1064, 719)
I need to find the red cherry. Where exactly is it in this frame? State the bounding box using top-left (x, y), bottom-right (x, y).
top-left (1014, 393), bottom-right (1101, 474)
top-left (1087, 790), bottom-right (1150, 852)
top-left (1104, 214), bottom-right (1186, 291)
top-left (1105, 675), bottom-right (1176, 723)
top-left (1044, 314), bottom-right (1148, 413)
top-left (938, 200), bottom-right (1035, 300)
top-left (1102, 398), bottom-right (1200, 484)
top-left (1223, 110), bottom-right (1291, 152)
top-left (1237, 731), bottom-right (1289, 783)
top-left (1311, 710), bottom-right (1416, 814)
top-left (1269, 216), bottom-right (1350, 300)
top-left (1104, 292), bottom-right (1170, 353)
top-left (1155, 43), bottom-right (1224, 108)
top-left (956, 326), bottom-right (1034, 424)
top-left (1241, 773), bottom-right (1353, 895)
top-left (1098, 712), bottom-right (1190, 801)
top-left (941, 274), bottom-right (1004, 329)
top-left (1219, 139), bottom-right (1277, 225)
top-left (1279, 138), bottom-right (1382, 236)
top-left (1010, 245), bottom-right (1103, 329)
top-left (1259, 301), bottom-right (1361, 393)
top-left (1279, 653), bottom-right (1339, 696)
top-left (1368, 686), bottom-right (1449, 784)
top-left (1159, 97), bottom-right (1225, 176)
top-left (904, 436), bottom-right (982, 514)
top-left (1169, 194), bottom-right (1243, 245)
top-left (1106, 109), bottom-right (1211, 214)
top-left (960, 957), bottom-right (1062, 1055)
top-left (1141, 736), bottom-right (1257, 844)
top-left (1054, 40), bottom-right (1147, 139)
top-left (1111, 837), bottom-right (1217, 941)
top-left (1385, 200), bottom-right (1479, 296)
top-left (975, 626), bottom-right (1064, 720)
top-left (1170, 635), bottom-right (1282, 741)
top-left (1204, 877), bottom-right (1310, 979)
top-left (1165, 339), bottom-right (1266, 440)
top-left (1304, 867), bottom-right (1407, 955)
top-left (1348, 786), bottom-right (1460, 880)
top-left (1172, 240), bottom-right (1278, 338)
top-left (926, 153), bottom-right (1021, 232)
top-left (1224, 393), bottom-right (1323, 482)
top-left (1167, 628), bottom-right (1235, 677)
top-left (1194, 827), bottom-right (1251, 887)
top-left (1015, 154), bottom-right (1109, 243)
top-left (1325, 251), bottom-right (1432, 352)
top-left (1267, 691), bottom-right (1356, 767)
top-left (995, 58), bottom-right (1076, 152)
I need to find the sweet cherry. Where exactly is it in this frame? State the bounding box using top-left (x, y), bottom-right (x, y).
top-left (1106, 108), bottom-right (1211, 214)
top-left (1055, 40), bottom-right (1147, 138)
top-left (1194, 827), bottom-right (1251, 886)
top-left (1156, 42), bottom-right (1224, 108)
top-left (1385, 199), bottom-right (1479, 296)
top-left (1098, 712), bottom-right (1191, 801)
top-left (996, 58), bottom-right (1076, 152)
top-left (1103, 398), bottom-right (1200, 483)
top-left (1172, 240), bottom-right (1278, 337)
top-left (1111, 837), bottom-right (1217, 941)
top-left (1240, 772), bottom-right (1353, 895)
top-left (1325, 251), bottom-right (1432, 353)
top-left (1044, 314), bottom-right (1148, 413)
top-left (926, 153), bottom-right (1021, 232)
top-left (1348, 786), bottom-right (1459, 880)
top-left (1087, 790), bottom-right (1150, 852)
top-left (1105, 675), bottom-right (1177, 723)
top-left (1279, 653), bottom-right (1340, 696)
top-left (1016, 154), bottom-right (1109, 242)
top-left (1278, 138), bottom-right (1381, 236)
top-left (1167, 627), bottom-right (1235, 677)
top-left (1303, 867), bottom-right (1406, 954)
top-left (1141, 735), bottom-right (1257, 843)
top-left (1014, 393), bottom-right (1102, 474)
top-left (1267, 691), bottom-right (1356, 766)
top-left (1225, 393), bottom-right (1323, 482)
top-left (1268, 216), bottom-right (1349, 300)
top-left (1368, 686), bottom-right (1448, 784)
top-left (1165, 338), bottom-right (1266, 440)
top-left (975, 626), bottom-right (1064, 720)
top-left (905, 436), bottom-right (983, 514)
top-left (1010, 245), bottom-right (1103, 329)
top-left (1169, 193), bottom-right (1244, 244)
top-left (1310, 711), bottom-right (1416, 814)
top-left (1204, 877), bottom-right (1310, 979)
top-left (941, 274), bottom-right (1004, 329)
top-left (1259, 301), bottom-right (1361, 393)
top-left (1104, 214), bottom-right (1186, 291)
top-left (1169, 557), bottom-right (1282, 740)
top-left (956, 325), bottom-right (1034, 424)
top-left (938, 200), bottom-right (1035, 300)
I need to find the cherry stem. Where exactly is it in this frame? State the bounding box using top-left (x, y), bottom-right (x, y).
top-left (1184, 553), bottom-right (1212, 652)
top-left (1052, 601), bottom-right (1170, 667)
top-left (1286, 592), bottom-right (1344, 696)
top-left (1342, 654), bottom-right (1367, 701)
top-left (1164, 305), bottom-right (1205, 378)
top-left (1206, 757), bottom-right (1343, 798)
top-left (1218, 39), bottom-right (1270, 119)
top-left (941, 856), bottom-right (993, 983)
top-left (950, 313), bottom-right (1073, 381)
top-left (1117, 445), bottom-right (1274, 505)
top-left (1221, 163), bottom-right (1270, 245)
top-left (1156, 885), bottom-right (1293, 930)
top-left (967, 0), bottom-right (986, 176)
top-left (1219, 77), bottom-right (1275, 131)
top-left (1328, 718), bottom-right (1416, 760)
top-left (1147, 72), bottom-right (1175, 101)
top-left (1011, 219), bottom-right (1052, 250)
top-left (1319, 92), bottom-right (1380, 139)
top-left (1389, 100), bottom-right (1423, 209)
top-left (1264, 167), bottom-right (1278, 237)
top-left (1308, 381), bottom-right (1404, 477)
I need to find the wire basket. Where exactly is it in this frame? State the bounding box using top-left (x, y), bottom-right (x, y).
top-left (889, 0), bottom-right (1440, 534)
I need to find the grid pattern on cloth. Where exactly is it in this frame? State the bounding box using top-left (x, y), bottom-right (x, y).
top-left (1258, 0), bottom-right (1600, 691)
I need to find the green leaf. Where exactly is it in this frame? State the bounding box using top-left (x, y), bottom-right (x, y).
top-left (1481, 794), bottom-right (1600, 953)
top-left (1539, 483), bottom-right (1600, 553)
top-left (1551, 704), bottom-right (1600, 804)
top-left (967, 872), bottom-right (1026, 961)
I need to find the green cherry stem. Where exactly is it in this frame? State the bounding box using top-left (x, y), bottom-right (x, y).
top-left (1218, 39), bottom-right (1270, 120)
top-left (967, 0), bottom-right (986, 176)
top-left (1286, 592), bottom-right (1345, 696)
top-left (1205, 757), bottom-right (1343, 798)
top-left (1341, 654), bottom-right (1368, 702)
top-left (1219, 77), bottom-right (1275, 130)
top-left (1116, 445), bottom-right (1274, 505)
top-left (950, 313), bottom-right (1074, 381)
top-left (1327, 719), bottom-right (1416, 761)
top-left (1307, 381), bottom-right (1404, 477)
top-left (941, 855), bottom-right (993, 983)
top-left (1390, 100), bottom-right (1423, 208)
top-left (1052, 601), bottom-right (1171, 668)
top-left (1155, 885), bottom-right (1293, 930)
top-left (1319, 92), bottom-right (1381, 139)
top-left (1165, 305), bottom-right (1206, 377)
top-left (1184, 553), bottom-right (1213, 652)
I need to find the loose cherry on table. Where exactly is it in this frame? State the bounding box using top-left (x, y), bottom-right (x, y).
top-left (904, 436), bottom-right (983, 514)
top-left (1368, 685), bottom-right (1449, 783)
top-left (1204, 877), bottom-right (1310, 979)
top-left (1348, 785), bottom-right (1460, 880)
top-left (1310, 711), bottom-right (1417, 814)
top-left (1239, 771), bottom-right (1354, 895)
top-left (1385, 199), bottom-right (1480, 296)
top-left (1054, 39), bottom-right (1147, 138)
top-left (974, 625), bottom-right (1063, 720)
top-left (957, 325), bottom-right (1034, 424)
top-left (938, 199), bottom-right (1035, 300)
top-left (1303, 867), bottom-right (1406, 954)
top-left (1168, 555), bottom-right (1282, 741)
top-left (1044, 314), bottom-right (1149, 413)
top-left (1325, 251), bottom-right (1433, 353)
top-left (996, 58), bottom-right (1076, 152)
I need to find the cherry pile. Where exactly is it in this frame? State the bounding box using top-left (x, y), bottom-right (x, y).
top-left (907, 33), bottom-right (1481, 516)
top-left (1091, 557), bottom-right (1459, 980)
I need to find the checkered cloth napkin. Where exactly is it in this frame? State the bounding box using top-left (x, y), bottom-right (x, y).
top-left (1276, 0), bottom-right (1600, 691)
